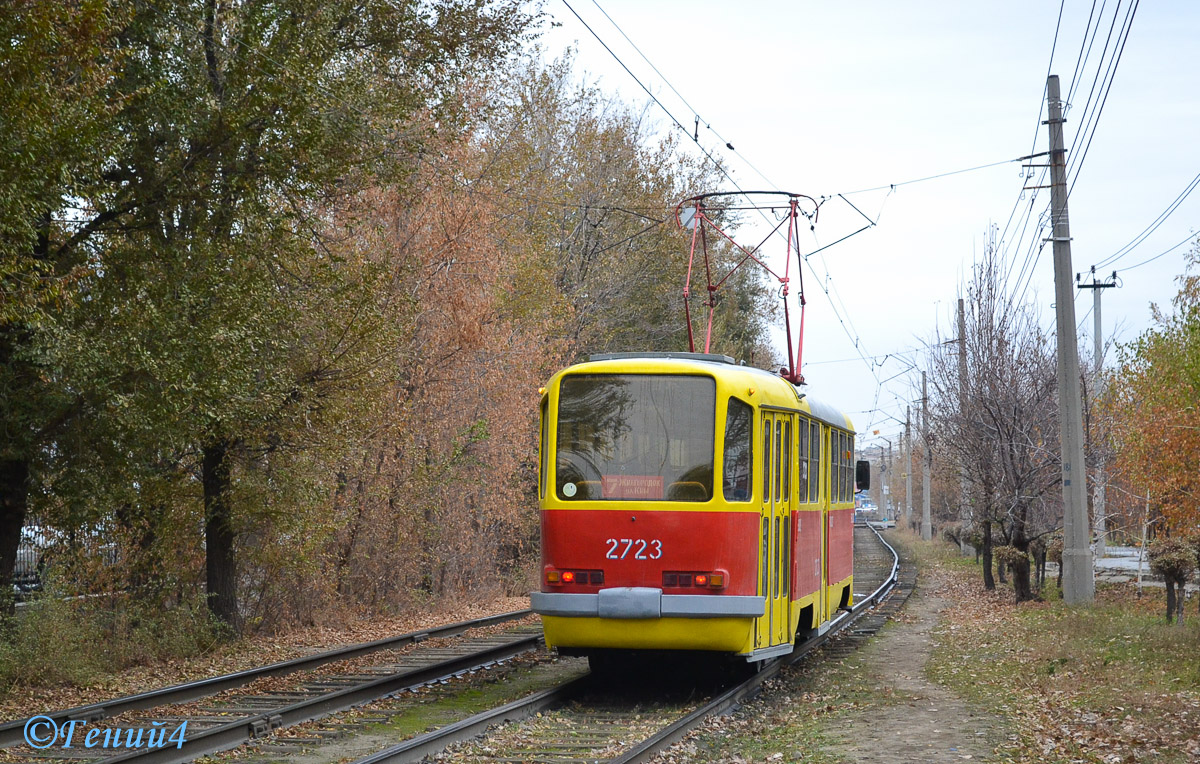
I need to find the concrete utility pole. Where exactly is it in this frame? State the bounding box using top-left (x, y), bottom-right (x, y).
top-left (888, 440), bottom-right (893, 518)
top-left (1047, 75), bottom-right (1095, 604)
top-left (905, 406), bottom-right (913, 527)
top-left (921, 371), bottom-right (932, 541)
top-left (1078, 268), bottom-right (1117, 559)
top-left (957, 298), bottom-right (972, 556)
top-left (878, 441), bottom-right (888, 513)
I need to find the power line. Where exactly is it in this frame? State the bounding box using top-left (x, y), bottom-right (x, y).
top-left (558, 0), bottom-right (889, 395)
top-left (1047, 0), bottom-right (1068, 89)
top-left (559, 0), bottom-right (735, 184)
top-left (803, 348), bottom-right (922, 367)
top-left (999, 179), bottom-right (1049, 298)
top-left (838, 157), bottom-right (1021, 196)
top-left (587, 0), bottom-right (781, 192)
top-left (1114, 229), bottom-right (1198, 273)
top-left (1066, 0), bottom-right (1103, 107)
top-left (1067, 0), bottom-right (1139, 197)
top-left (995, 0), bottom-right (1074, 305)
top-left (1065, 0), bottom-right (1125, 169)
top-left (1091, 170), bottom-right (1200, 270)
top-left (1018, 0), bottom-right (1066, 178)
top-left (1002, 2), bottom-right (1137, 310)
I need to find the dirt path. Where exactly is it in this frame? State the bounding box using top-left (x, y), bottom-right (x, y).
top-left (825, 585), bottom-right (1006, 763)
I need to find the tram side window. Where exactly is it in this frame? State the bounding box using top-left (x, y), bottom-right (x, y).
top-left (781, 421), bottom-right (791, 501)
top-left (539, 398), bottom-right (549, 499)
top-left (762, 423), bottom-right (771, 501)
top-left (843, 432), bottom-right (851, 501)
top-left (723, 398), bottom-right (753, 502)
top-left (782, 515), bottom-right (790, 598)
top-left (830, 430), bottom-right (838, 503)
top-left (809, 421), bottom-right (821, 503)
top-left (835, 431), bottom-right (844, 503)
top-left (836, 431), bottom-right (846, 502)
top-left (844, 433), bottom-right (851, 500)
top-left (847, 434), bottom-right (856, 497)
top-left (774, 420), bottom-right (782, 502)
top-left (832, 431), bottom-right (840, 502)
top-left (773, 516), bottom-right (781, 598)
top-left (843, 432), bottom-right (851, 500)
top-left (761, 517), bottom-right (770, 597)
top-left (797, 418), bottom-right (809, 501)
top-left (840, 431), bottom-right (849, 503)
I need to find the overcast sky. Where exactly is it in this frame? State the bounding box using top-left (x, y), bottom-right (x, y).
top-left (538, 1), bottom-right (1199, 447)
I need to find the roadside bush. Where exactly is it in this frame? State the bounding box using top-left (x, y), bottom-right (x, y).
top-left (941, 522), bottom-right (963, 546)
top-left (1148, 537), bottom-right (1196, 624)
top-left (993, 544), bottom-right (1029, 568)
top-left (0, 591), bottom-right (228, 690)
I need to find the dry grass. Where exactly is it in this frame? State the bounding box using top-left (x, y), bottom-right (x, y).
top-left (0, 594), bottom-right (529, 722)
top-left (919, 538), bottom-right (1200, 763)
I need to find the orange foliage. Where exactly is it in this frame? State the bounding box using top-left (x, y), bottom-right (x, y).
top-left (1108, 245), bottom-right (1200, 535)
top-left (317, 136), bottom-right (565, 616)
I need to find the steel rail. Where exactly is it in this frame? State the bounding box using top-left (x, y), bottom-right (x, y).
top-left (348, 675), bottom-right (593, 764)
top-left (349, 526), bottom-right (902, 764)
top-left (0, 609), bottom-right (530, 748)
top-left (613, 525), bottom-right (901, 763)
top-left (99, 633), bottom-right (544, 764)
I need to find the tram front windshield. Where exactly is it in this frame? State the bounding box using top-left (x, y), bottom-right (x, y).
top-left (555, 374), bottom-right (714, 502)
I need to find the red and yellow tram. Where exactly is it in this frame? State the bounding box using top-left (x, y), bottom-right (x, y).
top-left (531, 351), bottom-right (868, 663)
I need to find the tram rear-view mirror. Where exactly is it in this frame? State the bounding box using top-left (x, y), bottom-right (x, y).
top-left (855, 460), bottom-right (871, 490)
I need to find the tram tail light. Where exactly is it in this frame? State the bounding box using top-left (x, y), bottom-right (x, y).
top-left (545, 569), bottom-right (604, 586)
top-left (662, 570), bottom-right (727, 589)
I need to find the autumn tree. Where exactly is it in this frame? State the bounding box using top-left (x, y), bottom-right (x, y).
top-left (927, 241), bottom-right (1062, 602)
top-left (480, 52), bottom-right (775, 363)
top-left (1, 0), bottom-right (532, 627)
top-left (1108, 243), bottom-right (1200, 538)
top-left (0, 0), bottom-right (131, 614)
top-left (308, 53), bottom-right (780, 618)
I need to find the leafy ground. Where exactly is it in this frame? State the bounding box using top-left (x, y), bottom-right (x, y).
top-left (0, 596), bottom-right (531, 722)
top-left (925, 542), bottom-right (1200, 763)
top-left (657, 534), bottom-right (1200, 763)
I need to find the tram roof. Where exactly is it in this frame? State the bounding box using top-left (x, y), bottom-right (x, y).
top-left (555, 352), bottom-right (856, 432)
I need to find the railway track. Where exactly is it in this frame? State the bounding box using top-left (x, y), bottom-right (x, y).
top-left (339, 524), bottom-right (907, 764)
top-left (4, 527), bottom-right (912, 764)
top-left (1, 611), bottom-right (539, 764)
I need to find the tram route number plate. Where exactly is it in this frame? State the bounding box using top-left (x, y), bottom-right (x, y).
top-left (604, 538), bottom-right (663, 560)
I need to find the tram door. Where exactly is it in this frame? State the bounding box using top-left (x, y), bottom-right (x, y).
top-left (757, 413), bottom-right (793, 649)
top-left (756, 413), bottom-right (775, 649)
top-left (774, 416), bottom-right (793, 645)
top-left (815, 422), bottom-right (830, 622)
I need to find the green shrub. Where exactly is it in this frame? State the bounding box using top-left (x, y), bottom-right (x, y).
top-left (0, 591), bottom-right (229, 691)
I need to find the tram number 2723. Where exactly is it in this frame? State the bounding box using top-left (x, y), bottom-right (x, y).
top-left (604, 538), bottom-right (663, 560)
